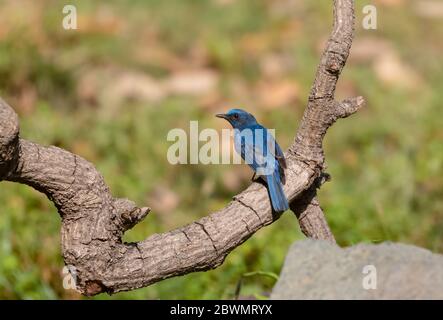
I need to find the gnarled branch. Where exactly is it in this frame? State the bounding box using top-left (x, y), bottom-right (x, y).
top-left (0, 0), bottom-right (363, 295)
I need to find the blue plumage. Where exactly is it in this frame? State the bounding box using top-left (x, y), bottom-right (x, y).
top-left (216, 109), bottom-right (289, 213)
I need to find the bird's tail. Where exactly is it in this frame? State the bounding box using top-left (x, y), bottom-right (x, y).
top-left (265, 171), bottom-right (289, 213)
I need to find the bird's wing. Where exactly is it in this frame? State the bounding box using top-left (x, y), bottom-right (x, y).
top-left (235, 124), bottom-right (286, 178)
top-left (259, 124), bottom-right (287, 184)
top-left (254, 124), bottom-right (286, 169)
top-left (235, 127), bottom-right (272, 175)
top-left (267, 132), bottom-right (287, 169)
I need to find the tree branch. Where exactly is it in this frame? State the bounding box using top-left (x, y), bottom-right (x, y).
top-left (0, 0), bottom-right (363, 295)
top-left (290, 173), bottom-right (335, 243)
top-left (288, 0), bottom-right (364, 243)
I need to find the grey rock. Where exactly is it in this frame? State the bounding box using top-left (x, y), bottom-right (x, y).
top-left (271, 240), bottom-right (443, 299)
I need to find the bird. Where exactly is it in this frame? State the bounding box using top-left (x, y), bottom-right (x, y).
top-left (216, 109), bottom-right (289, 213)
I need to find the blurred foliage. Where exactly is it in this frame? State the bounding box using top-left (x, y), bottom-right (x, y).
top-left (0, 0), bottom-right (442, 299)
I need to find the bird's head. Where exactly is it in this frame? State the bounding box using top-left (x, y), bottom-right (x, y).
top-left (216, 109), bottom-right (257, 129)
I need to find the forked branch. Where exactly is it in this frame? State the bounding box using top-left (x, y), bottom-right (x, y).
top-left (0, 0), bottom-right (363, 295)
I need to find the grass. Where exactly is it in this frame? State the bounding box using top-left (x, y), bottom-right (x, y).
top-left (0, 0), bottom-right (442, 299)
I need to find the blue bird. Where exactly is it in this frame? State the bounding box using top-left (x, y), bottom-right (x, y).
top-left (216, 109), bottom-right (289, 213)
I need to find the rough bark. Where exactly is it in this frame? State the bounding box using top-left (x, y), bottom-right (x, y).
top-left (0, 0), bottom-right (363, 295)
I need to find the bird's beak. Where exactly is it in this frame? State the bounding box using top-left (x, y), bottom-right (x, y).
top-left (216, 113), bottom-right (229, 120)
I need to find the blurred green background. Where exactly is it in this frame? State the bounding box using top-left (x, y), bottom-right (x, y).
top-left (0, 0), bottom-right (442, 299)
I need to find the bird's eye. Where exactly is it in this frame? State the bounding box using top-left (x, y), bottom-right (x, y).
top-left (233, 114), bottom-right (239, 119)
